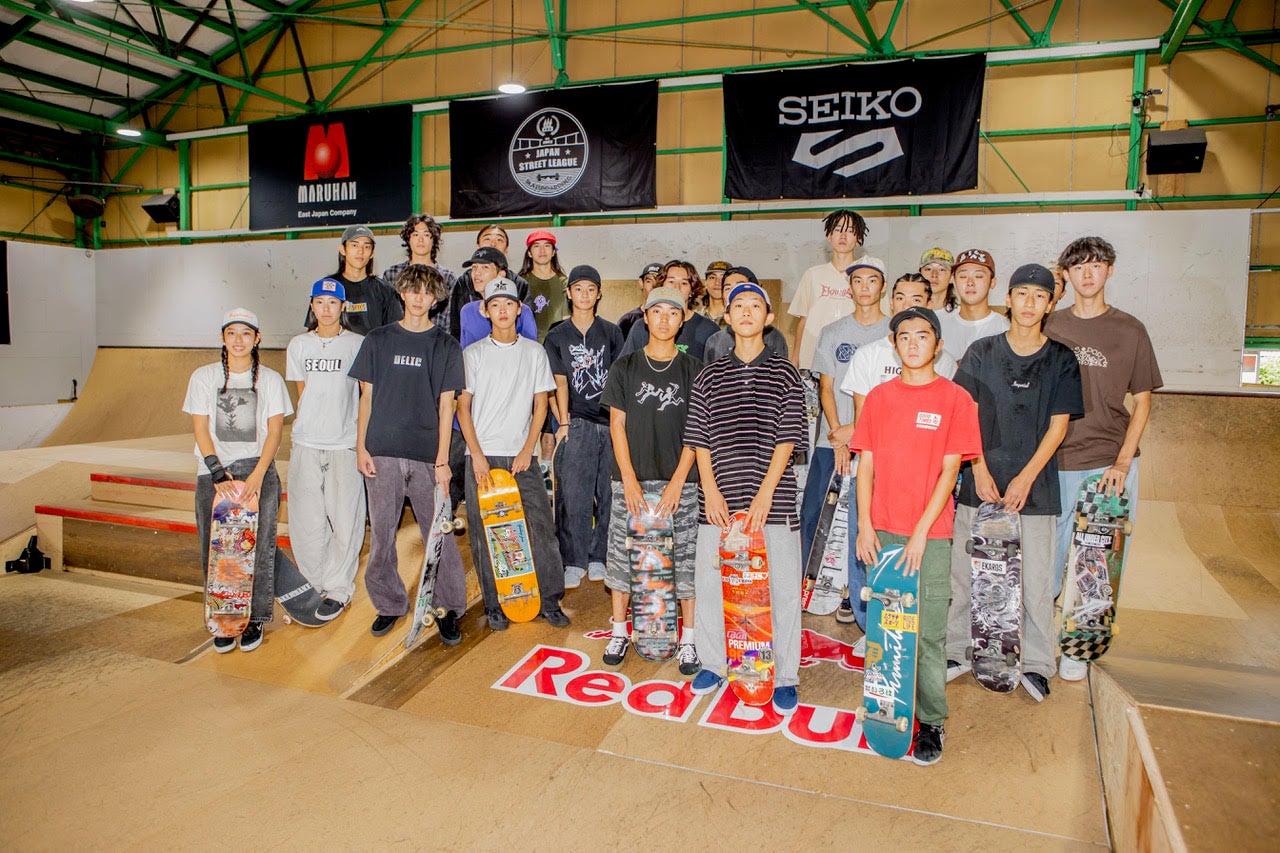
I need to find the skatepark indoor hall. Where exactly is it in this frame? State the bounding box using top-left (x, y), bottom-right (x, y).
top-left (2, 2), bottom-right (1279, 851)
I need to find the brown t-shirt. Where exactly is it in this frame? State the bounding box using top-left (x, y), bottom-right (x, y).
top-left (1044, 306), bottom-right (1162, 471)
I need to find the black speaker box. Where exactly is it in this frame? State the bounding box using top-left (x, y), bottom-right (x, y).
top-left (1146, 128), bottom-right (1207, 175)
top-left (141, 192), bottom-right (181, 224)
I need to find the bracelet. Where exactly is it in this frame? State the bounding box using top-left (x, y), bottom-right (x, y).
top-left (204, 454), bottom-right (232, 484)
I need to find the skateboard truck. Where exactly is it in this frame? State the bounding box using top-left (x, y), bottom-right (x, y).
top-left (860, 585), bottom-right (916, 609)
top-left (853, 702), bottom-right (911, 732)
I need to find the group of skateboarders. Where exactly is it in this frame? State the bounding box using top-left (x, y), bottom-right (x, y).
top-left (188, 211), bottom-right (1161, 767)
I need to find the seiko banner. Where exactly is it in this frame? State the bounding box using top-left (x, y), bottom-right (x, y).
top-left (723, 55), bottom-right (985, 200)
top-left (248, 104), bottom-right (413, 231)
top-left (449, 81), bottom-right (657, 219)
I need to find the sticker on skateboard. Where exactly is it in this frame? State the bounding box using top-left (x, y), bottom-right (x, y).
top-left (802, 472), bottom-right (850, 615)
top-left (628, 493), bottom-right (677, 661)
top-left (406, 483), bottom-right (464, 649)
top-left (1059, 475), bottom-right (1132, 663)
top-left (720, 512), bottom-right (773, 706)
top-left (856, 544), bottom-right (917, 760)
top-left (205, 492), bottom-right (258, 638)
top-left (965, 502), bottom-right (1022, 693)
top-left (480, 469), bottom-right (541, 623)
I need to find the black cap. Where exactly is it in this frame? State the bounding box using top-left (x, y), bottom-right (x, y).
top-left (890, 305), bottom-right (942, 339)
top-left (724, 265), bottom-right (759, 285)
top-left (568, 264), bottom-right (601, 287)
top-left (463, 245), bottom-right (507, 269)
top-left (639, 262), bottom-right (662, 278)
top-left (1008, 263), bottom-right (1057, 295)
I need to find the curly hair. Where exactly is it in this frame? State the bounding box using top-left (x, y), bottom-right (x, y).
top-left (398, 214), bottom-right (442, 263)
top-left (395, 263), bottom-right (449, 303)
top-left (822, 209), bottom-right (869, 242)
top-left (1058, 236), bottom-right (1116, 269)
top-left (661, 260), bottom-right (704, 310)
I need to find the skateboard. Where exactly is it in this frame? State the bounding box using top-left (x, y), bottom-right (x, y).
top-left (274, 547), bottom-right (325, 627)
top-left (405, 483), bottom-right (465, 649)
top-left (794, 372), bottom-right (821, 512)
top-left (855, 544), bottom-right (917, 759)
top-left (205, 493), bottom-right (258, 638)
top-left (627, 492), bottom-right (677, 661)
top-left (720, 512), bottom-right (774, 705)
top-left (1059, 475), bottom-right (1132, 664)
top-left (801, 472), bottom-right (850, 615)
top-left (479, 469), bottom-right (541, 623)
top-left (965, 502), bottom-right (1022, 693)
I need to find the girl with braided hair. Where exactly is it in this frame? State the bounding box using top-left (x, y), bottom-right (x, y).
top-left (184, 308), bottom-right (294, 653)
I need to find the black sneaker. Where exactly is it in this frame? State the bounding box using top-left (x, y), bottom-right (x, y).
top-left (911, 722), bottom-right (945, 766)
top-left (542, 606), bottom-right (571, 628)
top-left (239, 622), bottom-right (263, 652)
top-left (835, 600), bottom-right (858, 624)
top-left (487, 608), bottom-right (509, 631)
top-left (602, 635), bottom-right (628, 667)
top-left (1021, 672), bottom-right (1050, 702)
top-left (438, 610), bottom-right (462, 646)
top-left (315, 597), bottom-right (346, 622)
top-left (370, 614), bottom-right (400, 637)
top-left (213, 636), bottom-right (236, 654)
top-left (945, 658), bottom-right (972, 683)
top-left (677, 642), bottom-right (701, 677)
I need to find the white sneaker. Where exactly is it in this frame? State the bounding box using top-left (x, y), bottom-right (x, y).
top-left (587, 561), bottom-right (606, 581)
top-left (852, 635), bottom-right (866, 657)
top-left (1059, 657), bottom-right (1088, 681)
top-left (564, 565), bottom-right (586, 590)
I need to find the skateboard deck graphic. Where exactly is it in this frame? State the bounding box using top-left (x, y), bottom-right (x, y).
top-left (628, 493), bottom-right (677, 661)
top-left (205, 493), bottom-right (258, 638)
top-left (480, 469), bottom-right (541, 623)
top-left (802, 472), bottom-right (850, 615)
top-left (1059, 475), bottom-right (1132, 663)
top-left (856, 544), bottom-right (917, 759)
top-left (794, 372), bottom-right (821, 513)
top-left (274, 546), bottom-right (324, 627)
top-left (720, 512), bottom-right (773, 705)
top-left (406, 483), bottom-right (463, 649)
top-left (966, 502), bottom-right (1022, 693)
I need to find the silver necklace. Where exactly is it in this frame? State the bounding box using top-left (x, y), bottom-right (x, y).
top-left (643, 348), bottom-right (676, 373)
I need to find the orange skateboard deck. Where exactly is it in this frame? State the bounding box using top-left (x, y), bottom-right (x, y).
top-left (720, 512), bottom-right (774, 706)
top-left (479, 469), bottom-right (541, 623)
top-left (205, 491), bottom-right (257, 638)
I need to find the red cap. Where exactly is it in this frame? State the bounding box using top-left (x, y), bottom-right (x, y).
top-left (525, 229), bottom-right (556, 248)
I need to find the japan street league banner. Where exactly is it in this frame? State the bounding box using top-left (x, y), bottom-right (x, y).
top-left (449, 81), bottom-right (657, 219)
top-left (723, 55), bottom-right (985, 200)
top-left (248, 104), bottom-right (413, 231)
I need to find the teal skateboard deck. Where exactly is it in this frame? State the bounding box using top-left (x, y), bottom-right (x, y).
top-left (856, 544), bottom-right (918, 759)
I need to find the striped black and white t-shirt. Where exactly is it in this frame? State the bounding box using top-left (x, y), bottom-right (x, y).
top-left (684, 349), bottom-right (808, 529)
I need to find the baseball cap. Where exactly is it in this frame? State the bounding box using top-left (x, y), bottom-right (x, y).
top-left (341, 224), bottom-right (375, 244)
top-left (919, 247), bottom-right (953, 269)
top-left (845, 255), bottom-right (886, 279)
top-left (525, 229), bottom-right (556, 248)
top-left (724, 265), bottom-right (758, 284)
top-left (727, 281), bottom-right (771, 310)
top-left (1008, 263), bottom-right (1056, 295)
top-left (567, 264), bottom-right (601, 287)
top-left (704, 260), bottom-right (730, 275)
top-left (483, 277), bottom-right (521, 304)
top-left (952, 248), bottom-right (995, 276)
top-left (639, 262), bottom-right (663, 279)
top-left (221, 307), bottom-right (259, 333)
top-left (889, 305), bottom-right (941, 339)
top-left (463, 245), bottom-right (507, 269)
top-left (644, 286), bottom-right (686, 311)
top-left (310, 277), bottom-right (346, 302)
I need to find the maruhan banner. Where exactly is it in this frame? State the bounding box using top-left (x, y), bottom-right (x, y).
top-left (449, 80), bottom-right (657, 219)
top-left (722, 54), bottom-right (985, 200)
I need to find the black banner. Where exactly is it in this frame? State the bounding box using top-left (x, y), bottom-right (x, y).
top-left (248, 104), bottom-right (413, 231)
top-left (449, 81), bottom-right (657, 218)
top-left (723, 55), bottom-right (985, 200)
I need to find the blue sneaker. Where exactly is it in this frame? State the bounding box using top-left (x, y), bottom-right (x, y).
top-left (690, 669), bottom-right (724, 695)
top-left (772, 685), bottom-right (798, 716)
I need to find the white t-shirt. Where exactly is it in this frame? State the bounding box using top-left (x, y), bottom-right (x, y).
top-left (462, 336), bottom-right (556, 457)
top-left (937, 310), bottom-right (1010, 363)
top-left (183, 362), bottom-right (292, 473)
top-left (788, 261), bottom-right (855, 369)
top-left (840, 337), bottom-right (959, 399)
top-left (286, 329), bottom-right (363, 451)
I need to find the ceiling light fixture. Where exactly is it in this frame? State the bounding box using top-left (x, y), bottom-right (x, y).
top-left (115, 127), bottom-right (142, 138)
top-left (498, 0), bottom-right (524, 95)
top-left (498, 82), bottom-right (526, 95)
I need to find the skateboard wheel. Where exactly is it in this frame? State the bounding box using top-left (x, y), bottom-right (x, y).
top-left (895, 716), bottom-right (909, 733)
top-left (901, 593), bottom-right (916, 608)
top-left (965, 646), bottom-right (974, 662)
top-left (964, 539), bottom-right (974, 555)
top-left (1075, 516), bottom-right (1088, 532)
top-left (663, 536), bottom-right (674, 550)
top-left (1006, 544), bottom-right (1018, 559)
top-left (439, 522), bottom-right (455, 534)
top-left (826, 491), bottom-right (838, 505)
top-left (854, 705), bottom-right (866, 722)
top-left (859, 586), bottom-right (872, 602)
top-left (1005, 652), bottom-right (1018, 667)
top-left (625, 536), bottom-right (634, 550)
top-left (1065, 618), bottom-right (1077, 632)
top-left (750, 556), bottom-right (764, 569)
top-left (1111, 624), bottom-right (1120, 636)
top-left (1122, 520), bottom-right (1133, 536)
top-left (421, 614), bottom-right (436, 629)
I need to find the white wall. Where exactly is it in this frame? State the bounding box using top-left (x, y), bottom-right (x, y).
top-left (91, 209), bottom-right (1249, 391)
top-left (0, 402), bottom-right (72, 450)
top-left (0, 242), bottom-right (96, 406)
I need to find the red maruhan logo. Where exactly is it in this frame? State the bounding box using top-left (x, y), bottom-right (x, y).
top-left (304, 123), bottom-right (350, 180)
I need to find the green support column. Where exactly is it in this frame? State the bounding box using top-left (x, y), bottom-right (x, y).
top-left (411, 112), bottom-right (423, 212)
top-left (1126, 52), bottom-right (1147, 211)
top-left (91, 146), bottom-right (102, 250)
top-left (178, 139), bottom-right (192, 241)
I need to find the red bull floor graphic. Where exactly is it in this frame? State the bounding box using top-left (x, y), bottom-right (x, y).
top-left (492, 629), bottom-right (893, 757)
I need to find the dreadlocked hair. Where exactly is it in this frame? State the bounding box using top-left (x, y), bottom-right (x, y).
top-left (219, 344), bottom-right (261, 394)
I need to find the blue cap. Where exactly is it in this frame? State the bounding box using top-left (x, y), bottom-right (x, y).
top-left (727, 281), bottom-right (771, 310)
top-left (310, 277), bottom-right (346, 302)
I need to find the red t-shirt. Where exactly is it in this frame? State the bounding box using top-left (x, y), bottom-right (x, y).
top-left (849, 376), bottom-right (982, 539)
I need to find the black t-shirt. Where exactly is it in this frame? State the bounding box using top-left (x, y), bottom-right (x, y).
top-left (954, 334), bottom-right (1085, 514)
top-left (600, 349), bottom-right (703, 483)
top-left (544, 317), bottom-right (625, 424)
top-left (302, 273), bottom-right (403, 336)
top-left (347, 323), bottom-right (464, 463)
top-left (617, 305), bottom-right (643, 339)
top-left (620, 311), bottom-right (719, 361)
